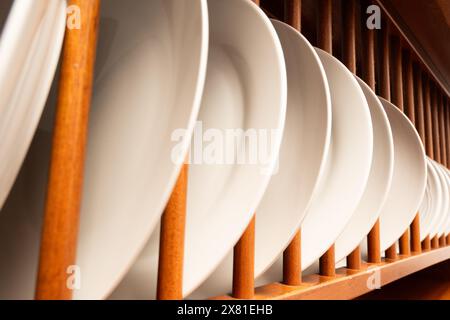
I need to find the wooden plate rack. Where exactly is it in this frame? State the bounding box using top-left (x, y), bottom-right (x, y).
top-left (34, 0), bottom-right (450, 300)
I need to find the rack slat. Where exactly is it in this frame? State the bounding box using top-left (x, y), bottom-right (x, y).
top-left (282, 0), bottom-right (302, 287)
top-left (35, 0), bottom-right (101, 300)
top-left (157, 163), bottom-right (189, 300)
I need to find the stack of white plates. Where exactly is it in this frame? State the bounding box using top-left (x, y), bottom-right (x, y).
top-left (0, 0), bottom-right (443, 300)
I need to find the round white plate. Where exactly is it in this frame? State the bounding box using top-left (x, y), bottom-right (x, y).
top-left (187, 19), bottom-right (331, 297)
top-left (111, 0), bottom-right (287, 299)
top-left (334, 77), bottom-right (394, 262)
top-left (0, 0), bottom-right (65, 210)
top-left (299, 48), bottom-right (373, 271)
top-left (0, 0), bottom-right (209, 299)
top-left (419, 158), bottom-right (443, 240)
top-left (377, 98), bottom-right (427, 252)
top-left (432, 162), bottom-right (449, 238)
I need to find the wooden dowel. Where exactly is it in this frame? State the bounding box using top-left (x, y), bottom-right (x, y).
top-left (391, 37), bottom-right (403, 112)
top-left (35, 0), bottom-right (101, 300)
top-left (319, 244), bottom-right (336, 277)
top-left (282, 0), bottom-right (302, 286)
top-left (157, 163), bottom-right (188, 300)
top-left (318, 0), bottom-right (333, 54)
top-left (379, 23), bottom-right (391, 101)
top-left (439, 93), bottom-right (447, 166)
top-left (284, 0), bottom-right (301, 32)
top-left (439, 235), bottom-right (446, 247)
top-left (399, 230), bottom-right (411, 256)
top-left (447, 234), bottom-right (450, 246)
top-left (317, 0), bottom-right (335, 277)
top-left (431, 86), bottom-right (442, 163)
top-left (385, 244), bottom-right (398, 260)
top-left (446, 98), bottom-right (450, 167)
top-left (414, 67), bottom-right (426, 148)
top-left (343, 0), bottom-right (356, 74)
top-left (342, 0), bottom-right (361, 270)
top-left (424, 77), bottom-right (435, 158)
top-left (422, 235), bottom-right (431, 251)
top-left (283, 231), bottom-right (302, 286)
top-left (410, 215), bottom-right (421, 253)
top-left (363, 0), bottom-right (380, 263)
top-left (446, 98), bottom-right (450, 168)
top-left (232, 216), bottom-right (255, 299)
top-left (404, 53), bottom-right (420, 253)
top-left (232, 0), bottom-right (260, 298)
top-left (347, 247), bottom-right (362, 270)
top-left (368, 221), bottom-right (381, 263)
top-left (431, 236), bottom-right (439, 249)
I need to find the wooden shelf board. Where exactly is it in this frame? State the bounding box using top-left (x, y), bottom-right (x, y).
top-left (211, 246), bottom-right (450, 300)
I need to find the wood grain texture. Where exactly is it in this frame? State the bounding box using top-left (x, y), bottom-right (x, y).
top-left (212, 247), bottom-right (450, 300)
top-left (284, 0), bottom-right (301, 32)
top-left (35, 0), bottom-right (101, 300)
top-left (157, 163), bottom-right (188, 300)
top-left (283, 231), bottom-right (302, 286)
top-left (233, 216), bottom-right (256, 299)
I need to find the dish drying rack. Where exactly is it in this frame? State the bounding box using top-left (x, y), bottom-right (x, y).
top-left (34, 0), bottom-right (450, 300)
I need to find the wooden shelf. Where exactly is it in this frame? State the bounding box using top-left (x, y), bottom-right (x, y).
top-left (212, 246), bottom-right (450, 300)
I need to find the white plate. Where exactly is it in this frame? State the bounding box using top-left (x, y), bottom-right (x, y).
top-left (0, 0), bottom-right (209, 299)
top-left (419, 158), bottom-right (443, 240)
top-left (111, 0), bottom-right (287, 299)
top-left (187, 19), bottom-right (331, 297)
top-left (299, 48), bottom-right (373, 270)
top-left (334, 77), bottom-right (394, 262)
top-left (432, 162), bottom-right (449, 238)
top-left (0, 0), bottom-right (65, 209)
top-left (376, 98), bottom-right (427, 252)
top-left (442, 167), bottom-right (450, 236)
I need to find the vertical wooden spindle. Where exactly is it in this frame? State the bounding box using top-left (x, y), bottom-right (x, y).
top-left (284, 0), bottom-right (301, 32)
top-left (365, 21), bottom-right (391, 263)
top-left (233, 216), bottom-right (255, 299)
top-left (232, 0), bottom-right (260, 298)
top-left (422, 76), bottom-right (433, 251)
top-left (438, 92), bottom-right (447, 247)
top-left (283, 0), bottom-right (302, 286)
top-left (35, 0), bottom-right (101, 300)
top-left (430, 84), bottom-right (441, 249)
top-left (157, 163), bottom-right (188, 300)
top-left (318, 0), bottom-right (335, 277)
top-left (378, 21), bottom-right (397, 260)
top-left (392, 37), bottom-right (410, 256)
top-left (404, 53), bottom-right (421, 253)
top-left (283, 231), bottom-right (302, 286)
top-left (343, 0), bottom-right (361, 270)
